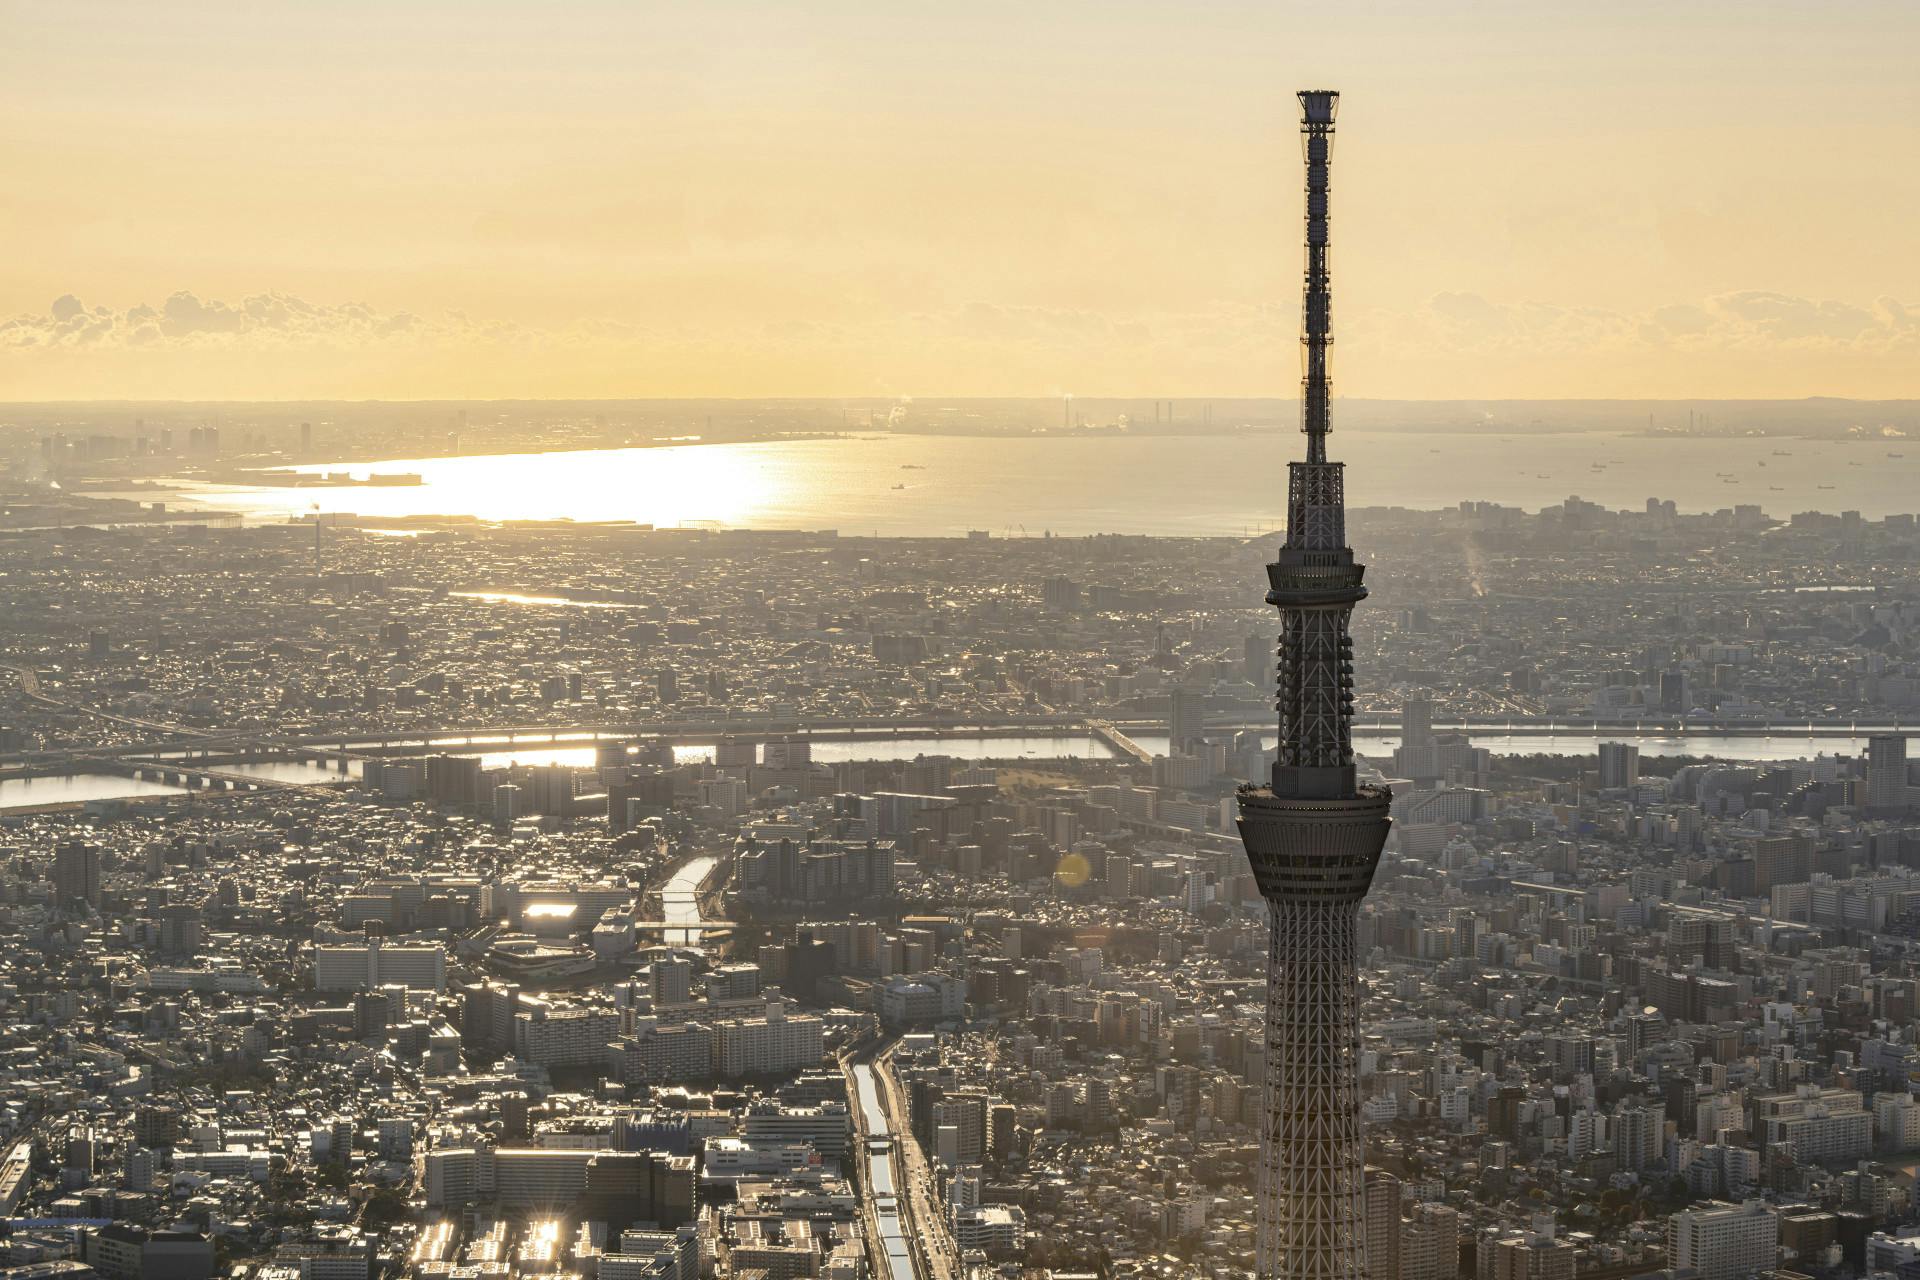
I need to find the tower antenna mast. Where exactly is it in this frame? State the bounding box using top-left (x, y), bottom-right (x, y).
top-left (1300, 91), bottom-right (1335, 466)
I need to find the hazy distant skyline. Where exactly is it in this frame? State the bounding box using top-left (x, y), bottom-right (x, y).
top-left (3, 1), bottom-right (1916, 401)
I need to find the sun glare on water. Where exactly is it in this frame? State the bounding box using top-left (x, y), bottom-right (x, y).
top-left (215, 443), bottom-right (783, 528)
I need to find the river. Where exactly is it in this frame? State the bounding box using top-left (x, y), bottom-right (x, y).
top-left (149, 429), bottom-right (1920, 537)
top-left (1130, 730), bottom-right (1879, 762)
top-left (6, 725), bottom-right (1880, 812)
top-left (0, 774), bottom-right (197, 811)
top-left (441, 729), bottom-right (1874, 774)
top-left (661, 854), bottom-right (718, 950)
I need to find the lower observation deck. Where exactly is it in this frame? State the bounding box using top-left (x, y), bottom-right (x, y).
top-left (1235, 784), bottom-right (1392, 904)
top-left (1265, 554), bottom-right (1367, 610)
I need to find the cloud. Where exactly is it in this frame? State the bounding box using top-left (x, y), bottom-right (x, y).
top-left (1702, 291), bottom-right (1879, 343)
top-left (0, 290), bottom-right (521, 352)
top-left (1647, 303), bottom-right (1712, 336)
top-left (1362, 289), bottom-right (1920, 361)
top-left (1429, 290), bottom-right (1511, 332)
top-left (931, 301), bottom-right (1130, 344)
top-left (1, 286), bottom-right (1915, 399)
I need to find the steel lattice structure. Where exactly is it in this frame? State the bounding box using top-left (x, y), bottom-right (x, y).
top-left (1236, 89), bottom-right (1393, 1280)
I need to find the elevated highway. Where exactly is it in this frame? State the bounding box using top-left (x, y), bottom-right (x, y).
top-left (71, 755), bottom-right (346, 794)
top-left (1128, 715), bottom-right (1920, 742)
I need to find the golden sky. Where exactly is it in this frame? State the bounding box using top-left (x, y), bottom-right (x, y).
top-left (2, 1), bottom-right (1916, 400)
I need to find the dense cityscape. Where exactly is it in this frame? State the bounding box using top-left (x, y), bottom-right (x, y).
top-left (4, 4), bottom-right (1917, 1279)
top-left (5, 447), bottom-right (1920, 1278)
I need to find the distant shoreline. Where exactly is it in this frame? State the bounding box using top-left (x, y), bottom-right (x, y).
top-left (175, 422), bottom-right (1916, 471)
top-left (19, 415), bottom-right (1920, 536)
top-left (173, 429), bottom-right (862, 476)
top-left (105, 422), bottom-right (1920, 477)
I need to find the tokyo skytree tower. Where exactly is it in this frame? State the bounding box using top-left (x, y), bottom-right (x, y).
top-left (1236, 89), bottom-right (1393, 1280)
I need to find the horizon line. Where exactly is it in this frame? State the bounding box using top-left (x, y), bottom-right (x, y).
top-left (4, 393), bottom-right (1919, 408)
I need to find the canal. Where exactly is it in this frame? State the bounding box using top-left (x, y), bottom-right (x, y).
top-left (854, 1064), bottom-right (916, 1280)
top-left (660, 854), bottom-right (719, 950)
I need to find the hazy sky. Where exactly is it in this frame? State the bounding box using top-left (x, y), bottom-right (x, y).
top-left (3, 1), bottom-right (1916, 400)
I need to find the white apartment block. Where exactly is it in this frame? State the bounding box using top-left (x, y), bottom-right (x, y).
top-left (513, 1006), bottom-right (621, 1068)
top-left (313, 941), bottom-right (446, 993)
top-left (608, 1018), bottom-right (715, 1084)
top-left (1667, 1201), bottom-right (1778, 1280)
top-left (424, 1147), bottom-right (597, 1210)
top-left (715, 1005), bottom-right (825, 1078)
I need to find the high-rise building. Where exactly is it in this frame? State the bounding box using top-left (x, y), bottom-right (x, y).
top-left (930, 1092), bottom-right (989, 1167)
top-left (1613, 1103), bottom-right (1663, 1173)
top-left (1403, 1202), bottom-right (1461, 1280)
top-left (1659, 669), bottom-right (1689, 713)
top-left (1041, 575), bottom-right (1081, 612)
top-left (1598, 741), bottom-right (1640, 790)
top-left (715, 736), bottom-right (758, 769)
top-left (1452, 909), bottom-right (1481, 961)
top-left (1484, 1233), bottom-right (1576, 1280)
top-left (1235, 89), bottom-right (1392, 1280)
top-left (426, 754), bottom-right (483, 807)
top-left (1875, 1091), bottom-right (1920, 1152)
top-left (651, 955), bottom-right (694, 1005)
top-left (1565, 1108), bottom-right (1605, 1161)
top-left (1401, 696), bottom-right (1434, 749)
top-left (52, 840), bottom-right (102, 911)
top-left (1246, 633), bottom-right (1271, 687)
top-left (1169, 685), bottom-right (1207, 756)
top-left (1867, 734), bottom-right (1909, 815)
top-left (762, 735), bottom-right (812, 770)
top-left (133, 1106), bottom-right (181, 1150)
top-left (987, 1102), bottom-right (1018, 1164)
top-left (1362, 1168), bottom-right (1401, 1280)
top-left (1752, 833), bottom-right (1813, 895)
top-left (156, 904), bottom-right (205, 957)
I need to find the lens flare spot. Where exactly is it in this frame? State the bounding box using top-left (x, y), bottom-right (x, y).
top-left (1054, 852), bottom-right (1092, 888)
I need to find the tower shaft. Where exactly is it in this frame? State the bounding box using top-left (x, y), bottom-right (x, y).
top-left (1238, 89), bottom-right (1391, 1280)
top-left (1239, 789), bottom-right (1389, 1280)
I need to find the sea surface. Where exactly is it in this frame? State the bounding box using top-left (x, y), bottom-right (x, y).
top-left (157, 430), bottom-right (1918, 536)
